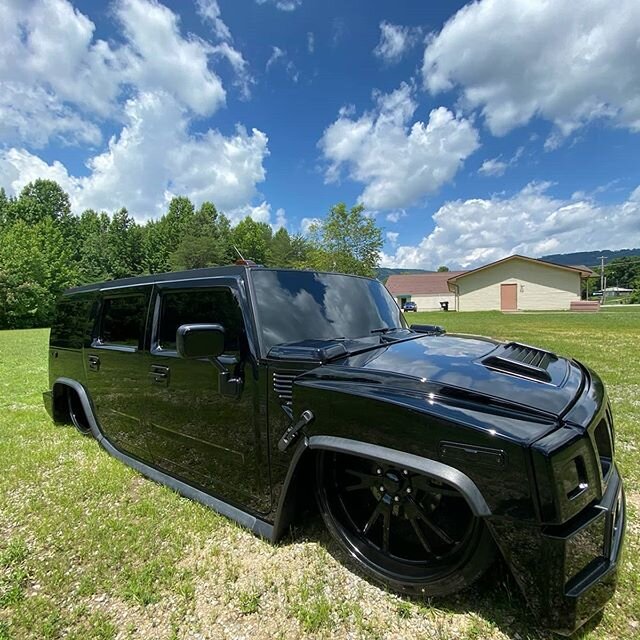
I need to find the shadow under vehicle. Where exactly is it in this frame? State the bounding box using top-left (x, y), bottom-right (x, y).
top-left (43, 265), bottom-right (625, 635)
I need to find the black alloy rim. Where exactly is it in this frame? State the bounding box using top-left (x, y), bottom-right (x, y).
top-left (320, 452), bottom-right (479, 585)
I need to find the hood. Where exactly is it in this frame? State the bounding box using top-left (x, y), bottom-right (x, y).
top-left (300, 334), bottom-right (584, 420)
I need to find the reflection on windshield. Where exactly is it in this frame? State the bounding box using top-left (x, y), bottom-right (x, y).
top-left (251, 270), bottom-right (406, 351)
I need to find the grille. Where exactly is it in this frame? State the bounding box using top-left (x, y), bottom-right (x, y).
top-left (482, 342), bottom-right (557, 382)
top-left (272, 371), bottom-right (298, 404)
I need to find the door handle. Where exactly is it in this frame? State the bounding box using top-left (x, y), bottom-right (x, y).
top-left (149, 365), bottom-right (170, 384)
top-left (88, 355), bottom-right (100, 371)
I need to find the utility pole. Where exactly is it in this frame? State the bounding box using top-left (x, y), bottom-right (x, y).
top-left (598, 256), bottom-right (606, 302)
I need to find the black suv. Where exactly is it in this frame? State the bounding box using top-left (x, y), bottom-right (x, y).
top-left (44, 265), bottom-right (625, 634)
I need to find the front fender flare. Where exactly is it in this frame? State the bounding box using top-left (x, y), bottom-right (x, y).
top-left (273, 435), bottom-right (491, 541)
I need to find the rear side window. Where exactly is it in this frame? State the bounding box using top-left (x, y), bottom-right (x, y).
top-left (51, 295), bottom-right (95, 349)
top-left (157, 288), bottom-right (243, 352)
top-left (100, 295), bottom-right (147, 349)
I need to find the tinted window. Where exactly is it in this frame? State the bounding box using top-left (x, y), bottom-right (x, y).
top-left (157, 288), bottom-right (243, 352)
top-left (51, 295), bottom-right (94, 348)
top-left (100, 295), bottom-right (147, 348)
top-left (251, 270), bottom-right (406, 351)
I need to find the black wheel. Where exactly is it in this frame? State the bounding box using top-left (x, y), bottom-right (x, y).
top-left (67, 391), bottom-right (92, 436)
top-left (316, 451), bottom-right (495, 596)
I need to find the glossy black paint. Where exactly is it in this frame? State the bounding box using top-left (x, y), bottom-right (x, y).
top-left (45, 266), bottom-right (625, 635)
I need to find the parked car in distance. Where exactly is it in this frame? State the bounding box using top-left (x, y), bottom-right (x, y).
top-left (44, 265), bottom-right (625, 635)
top-left (402, 300), bottom-right (418, 312)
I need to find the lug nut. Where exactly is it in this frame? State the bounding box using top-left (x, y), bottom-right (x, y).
top-left (406, 487), bottom-right (412, 494)
top-left (379, 486), bottom-right (385, 492)
top-left (376, 468), bottom-right (382, 475)
top-left (402, 469), bottom-right (409, 476)
top-left (394, 496), bottom-right (400, 502)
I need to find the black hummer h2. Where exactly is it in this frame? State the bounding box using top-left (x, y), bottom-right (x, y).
top-left (43, 265), bottom-right (625, 634)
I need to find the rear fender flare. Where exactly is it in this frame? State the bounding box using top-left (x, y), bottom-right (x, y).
top-left (52, 377), bottom-right (100, 435)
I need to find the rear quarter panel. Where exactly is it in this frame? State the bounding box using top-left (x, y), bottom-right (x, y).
top-left (49, 292), bottom-right (98, 388)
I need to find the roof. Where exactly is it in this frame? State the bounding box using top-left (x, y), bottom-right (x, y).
top-left (386, 271), bottom-right (467, 296)
top-left (66, 265), bottom-right (249, 294)
top-left (447, 255), bottom-right (594, 282)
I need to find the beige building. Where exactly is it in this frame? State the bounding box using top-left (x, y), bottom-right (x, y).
top-left (386, 256), bottom-right (593, 312)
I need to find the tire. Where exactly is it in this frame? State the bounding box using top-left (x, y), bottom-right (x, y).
top-left (67, 390), bottom-right (92, 436)
top-left (315, 450), bottom-right (495, 596)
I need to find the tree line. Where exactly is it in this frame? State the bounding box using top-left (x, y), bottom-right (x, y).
top-left (0, 179), bottom-right (383, 329)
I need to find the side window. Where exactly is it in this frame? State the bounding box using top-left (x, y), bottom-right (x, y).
top-left (51, 295), bottom-right (94, 349)
top-left (99, 295), bottom-right (147, 349)
top-left (157, 288), bottom-right (243, 352)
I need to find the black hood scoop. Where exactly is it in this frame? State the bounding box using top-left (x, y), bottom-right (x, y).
top-left (482, 342), bottom-right (558, 383)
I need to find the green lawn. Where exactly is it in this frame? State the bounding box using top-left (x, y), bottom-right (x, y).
top-left (0, 311), bottom-right (638, 639)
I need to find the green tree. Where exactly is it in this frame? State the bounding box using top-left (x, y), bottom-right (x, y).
top-left (269, 227), bottom-right (311, 268)
top-left (169, 203), bottom-right (233, 270)
top-left (162, 196), bottom-right (195, 241)
top-left (307, 203), bottom-right (382, 277)
top-left (75, 209), bottom-right (112, 283)
top-left (142, 219), bottom-right (171, 274)
top-left (604, 257), bottom-right (640, 289)
top-left (0, 219), bottom-right (78, 328)
top-left (232, 217), bottom-right (273, 264)
top-left (8, 179), bottom-right (73, 227)
top-left (0, 188), bottom-right (9, 227)
top-left (437, 265), bottom-right (450, 272)
top-left (107, 208), bottom-right (143, 279)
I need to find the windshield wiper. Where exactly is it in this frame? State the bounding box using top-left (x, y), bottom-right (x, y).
top-left (370, 327), bottom-right (396, 335)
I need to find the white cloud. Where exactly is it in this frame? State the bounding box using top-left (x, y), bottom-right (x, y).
top-left (196, 0), bottom-right (232, 41)
top-left (373, 22), bottom-right (420, 65)
top-left (300, 217), bottom-right (321, 235)
top-left (117, 0), bottom-right (225, 116)
top-left (274, 208), bottom-right (287, 230)
top-left (381, 182), bottom-right (640, 270)
top-left (386, 231), bottom-right (399, 247)
top-left (319, 83), bottom-right (479, 209)
top-left (0, 0), bottom-right (256, 148)
top-left (422, 0), bottom-right (640, 141)
top-left (478, 158), bottom-right (507, 177)
top-left (265, 46), bottom-right (299, 82)
top-left (225, 202), bottom-right (286, 230)
top-left (0, 1), bottom-right (267, 221)
top-left (478, 146), bottom-right (524, 177)
top-left (0, 92), bottom-right (269, 221)
top-left (0, 84), bottom-right (102, 148)
top-left (256, 0), bottom-right (302, 11)
top-left (386, 210), bottom-right (407, 223)
top-left (307, 32), bottom-right (315, 54)
top-left (211, 42), bottom-right (254, 100)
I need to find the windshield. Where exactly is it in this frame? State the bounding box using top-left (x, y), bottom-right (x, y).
top-left (251, 269), bottom-right (406, 352)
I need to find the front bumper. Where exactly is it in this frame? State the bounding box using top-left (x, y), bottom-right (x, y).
top-left (489, 465), bottom-right (625, 635)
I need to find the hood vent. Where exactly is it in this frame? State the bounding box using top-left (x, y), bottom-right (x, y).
top-left (482, 342), bottom-right (557, 383)
top-left (273, 370), bottom-right (299, 404)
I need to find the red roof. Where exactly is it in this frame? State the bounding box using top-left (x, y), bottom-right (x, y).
top-left (386, 271), bottom-right (467, 295)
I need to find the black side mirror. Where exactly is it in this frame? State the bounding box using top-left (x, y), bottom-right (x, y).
top-left (176, 324), bottom-right (225, 359)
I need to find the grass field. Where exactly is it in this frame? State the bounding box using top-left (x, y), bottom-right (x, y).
top-left (0, 310), bottom-right (638, 639)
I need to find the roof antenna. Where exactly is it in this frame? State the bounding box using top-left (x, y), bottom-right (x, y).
top-left (233, 244), bottom-right (246, 261)
top-left (233, 244), bottom-right (256, 266)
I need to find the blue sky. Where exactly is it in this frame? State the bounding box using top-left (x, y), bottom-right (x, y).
top-left (1, 0), bottom-right (639, 269)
